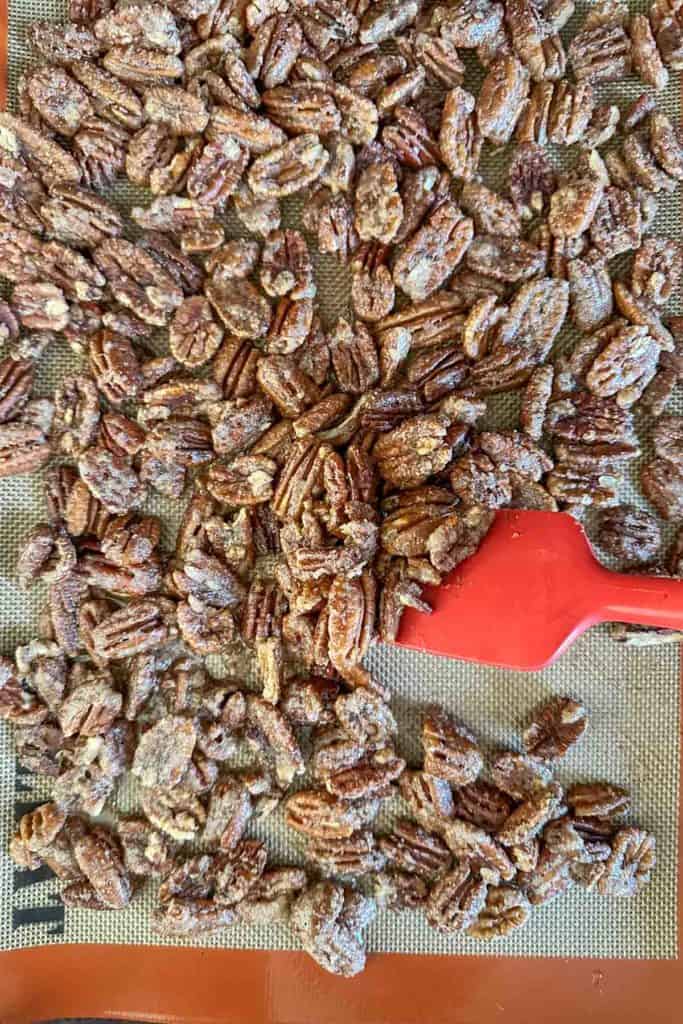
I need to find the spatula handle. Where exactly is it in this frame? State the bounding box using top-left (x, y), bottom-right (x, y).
top-left (592, 567), bottom-right (683, 631)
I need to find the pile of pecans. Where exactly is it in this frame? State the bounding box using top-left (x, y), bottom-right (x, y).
top-left (10, 691), bottom-right (656, 975)
top-left (0, 0), bottom-right (670, 976)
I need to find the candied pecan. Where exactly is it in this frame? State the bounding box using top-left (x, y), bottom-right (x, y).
top-left (72, 114), bottom-right (128, 190)
top-left (0, 656), bottom-right (49, 725)
top-left (247, 16), bottom-right (303, 88)
top-left (0, 111), bottom-right (81, 187)
top-left (247, 695), bottom-right (305, 785)
top-left (324, 744), bottom-right (405, 800)
top-left (566, 256), bottom-right (613, 333)
top-left (467, 885), bottom-right (530, 940)
top-left (497, 276), bottom-right (569, 358)
top-left (581, 102), bottom-right (620, 149)
top-left (523, 696), bottom-right (587, 762)
top-left (641, 456), bottom-right (683, 519)
top-left (286, 790), bottom-right (380, 839)
top-left (460, 181), bottom-right (521, 238)
top-left (477, 56), bottom-right (529, 146)
top-left (72, 826), bottom-right (131, 909)
top-left (167, 297), bottom-right (222, 368)
top-left (334, 688), bottom-right (396, 748)
top-left (520, 366), bottom-right (554, 441)
top-left (101, 43), bottom-right (184, 84)
top-left (259, 229), bottom-right (314, 301)
top-left (622, 132), bottom-right (677, 195)
top-left (264, 296), bottom-right (314, 355)
top-left (152, 896), bottom-right (236, 937)
top-left (272, 436), bottom-right (328, 518)
top-left (548, 81), bottom-right (595, 146)
top-left (374, 870), bottom-right (428, 911)
top-left (141, 783), bottom-right (207, 841)
top-left (380, 490), bottom-right (454, 556)
top-left (25, 65), bottom-right (93, 137)
top-left (48, 572), bottom-right (86, 655)
top-left (127, 122), bottom-right (183, 189)
top-left (91, 598), bottom-right (173, 661)
top-left (455, 781), bottom-right (514, 832)
top-left (466, 234), bottom-right (545, 285)
top-left (399, 770), bottom-right (455, 831)
top-left (326, 318), bottom-right (379, 395)
top-left (140, 233), bottom-right (203, 296)
top-left (568, 782), bottom-right (630, 821)
top-left (504, 0), bottom-right (548, 81)
top-left (78, 446), bottom-right (146, 515)
top-left (262, 83), bottom-right (340, 136)
top-left (424, 506), bottom-right (493, 573)
top-left (50, 376), bottom-right (97, 456)
top-left (353, 162), bottom-right (402, 245)
top-left (14, 802), bottom-right (66, 858)
top-left (200, 777), bottom-right (250, 850)
top-left (569, 21), bottom-right (631, 81)
top-left (439, 0), bottom-right (504, 48)
top-left (460, 294), bottom-right (504, 361)
top-left (549, 152), bottom-right (607, 239)
top-left (208, 242), bottom-right (261, 283)
top-left (477, 431), bottom-right (552, 481)
top-left (206, 455), bottom-right (277, 507)
top-left (421, 709), bottom-right (483, 786)
top-left (12, 282), bottom-right (69, 332)
top-left (595, 505), bottom-right (661, 565)
top-left (291, 882), bottom-right (375, 978)
top-left (598, 827), bottom-right (656, 897)
top-left (28, 18), bottom-right (102, 61)
top-left (490, 751), bottom-right (553, 800)
top-left (632, 237), bottom-right (682, 306)
top-left (248, 133), bottom-right (329, 198)
top-left (349, 243), bottom-right (394, 323)
top-left (52, 764), bottom-right (114, 816)
top-left (39, 184), bottom-right (121, 249)
top-left (16, 640), bottom-right (67, 710)
top-left (613, 282), bottom-right (674, 352)
top-left (589, 187), bottom-right (642, 260)
top-left (94, 238), bottom-right (183, 326)
top-left (326, 570), bottom-right (377, 686)
top-left (118, 817), bottom-right (171, 878)
top-left (373, 413), bottom-right (451, 489)
top-left (498, 783), bottom-right (564, 846)
top-left (89, 330), bottom-right (143, 406)
top-left (584, 321), bottom-right (658, 404)
top-left (516, 81), bottom-right (554, 145)
top-left (649, 112), bottom-right (683, 182)
top-left (172, 546), bottom-right (245, 607)
top-left (212, 839), bottom-right (267, 905)
top-left (132, 716), bottom-right (196, 790)
top-left (205, 276), bottom-right (271, 340)
top-left (508, 143), bottom-right (556, 220)
top-left (439, 86), bottom-right (482, 181)
top-left (307, 831), bottom-right (385, 879)
top-left (211, 398), bottom-right (274, 459)
top-left (426, 864), bottom-right (488, 933)
top-left (630, 13), bottom-right (668, 90)
top-left (379, 820), bottom-right (452, 881)
top-left (17, 524), bottom-right (76, 589)
top-left (523, 846), bottom-right (572, 904)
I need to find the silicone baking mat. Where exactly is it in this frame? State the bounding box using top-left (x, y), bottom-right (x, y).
top-left (0, 0), bottom-right (680, 978)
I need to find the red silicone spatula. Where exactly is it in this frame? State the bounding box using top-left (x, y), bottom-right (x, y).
top-left (395, 509), bottom-right (683, 671)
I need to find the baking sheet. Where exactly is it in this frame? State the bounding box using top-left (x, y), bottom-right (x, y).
top-left (0, 0), bottom-right (680, 961)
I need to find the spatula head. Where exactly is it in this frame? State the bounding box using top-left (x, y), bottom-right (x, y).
top-left (395, 509), bottom-right (602, 671)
